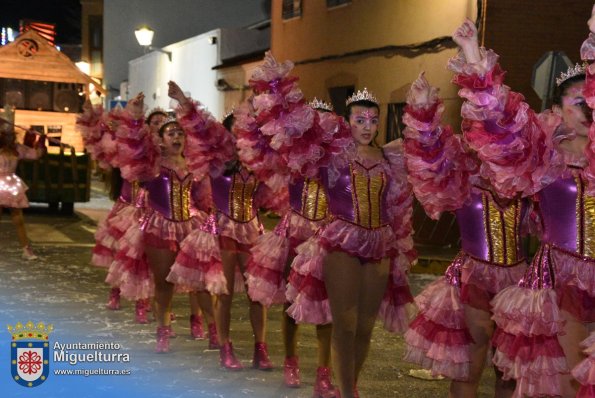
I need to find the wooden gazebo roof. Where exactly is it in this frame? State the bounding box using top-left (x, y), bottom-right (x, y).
top-left (0, 30), bottom-right (105, 95)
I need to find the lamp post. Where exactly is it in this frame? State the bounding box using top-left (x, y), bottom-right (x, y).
top-left (134, 26), bottom-right (171, 61)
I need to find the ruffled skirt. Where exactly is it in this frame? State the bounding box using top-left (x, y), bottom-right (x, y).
top-left (244, 211), bottom-right (324, 307)
top-left (572, 332), bottom-right (595, 398)
top-left (140, 209), bottom-right (205, 251)
top-left (105, 207), bottom-right (153, 300)
top-left (404, 252), bottom-right (524, 381)
top-left (91, 200), bottom-right (130, 267)
top-left (491, 243), bottom-right (595, 397)
top-left (285, 220), bottom-right (415, 332)
top-left (217, 212), bottom-right (263, 250)
top-left (166, 215), bottom-right (230, 295)
top-left (0, 173), bottom-right (29, 208)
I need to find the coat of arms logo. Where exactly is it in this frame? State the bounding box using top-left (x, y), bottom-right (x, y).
top-left (7, 321), bottom-right (53, 387)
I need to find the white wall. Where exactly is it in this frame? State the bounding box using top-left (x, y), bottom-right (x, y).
top-left (127, 30), bottom-right (222, 118)
top-left (104, 0), bottom-right (269, 101)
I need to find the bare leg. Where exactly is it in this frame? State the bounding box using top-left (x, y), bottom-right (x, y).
top-left (449, 305), bottom-right (494, 398)
top-left (145, 245), bottom-right (177, 328)
top-left (215, 249), bottom-right (238, 344)
top-left (316, 323), bottom-right (333, 367)
top-left (558, 309), bottom-right (588, 397)
top-left (353, 259), bottom-right (390, 382)
top-left (283, 257), bottom-right (299, 357)
top-left (10, 208), bottom-right (30, 248)
top-left (237, 251), bottom-right (267, 343)
top-left (323, 251), bottom-right (361, 398)
top-left (193, 291), bottom-right (215, 325)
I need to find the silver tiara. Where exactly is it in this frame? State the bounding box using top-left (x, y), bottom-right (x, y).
top-left (556, 63), bottom-right (587, 86)
top-left (160, 116), bottom-right (178, 127)
top-left (309, 97), bottom-right (333, 112)
top-left (222, 107), bottom-right (235, 121)
top-left (345, 87), bottom-right (378, 106)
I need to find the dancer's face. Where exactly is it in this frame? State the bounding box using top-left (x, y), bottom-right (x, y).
top-left (148, 113), bottom-right (166, 135)
top-left (160, 123), bottom-right (185, 156)
top-left (348, 105), bottom-right (379, 146)
top-left (561, 80), bottom-right (591, 138)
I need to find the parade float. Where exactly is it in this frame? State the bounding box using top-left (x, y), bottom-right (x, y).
top-left (0, 29), bottom-right (105, 213)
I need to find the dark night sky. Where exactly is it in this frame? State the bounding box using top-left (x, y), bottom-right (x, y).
top-left (0, 0), bottom-right (81, 44)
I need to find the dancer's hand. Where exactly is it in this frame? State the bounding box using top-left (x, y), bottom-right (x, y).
top-left (453, 18), bottom-right (481, 64)
top-left (407, 72), bottom-right (439, 106)
top-left (168, 81), bottom-right (189, 106)
top-left (127, 92), bottom-right (145, 120)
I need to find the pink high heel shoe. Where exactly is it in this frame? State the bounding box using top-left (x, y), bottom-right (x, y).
top-left (219, 342), bottom-right (243, 370)
top-left (207, 323), bottom-right (220, 349)
top-left (283, 356), bottom-right (300, 388)
top-left (106, 288), bottom-right (121, 310)
top-left (313, 367), bottom-right (337, 398)
top-left (155, 326), bottom-right (170, 353)
top-left (190, 314), bottom-right (204, 339)
top-left (252, 342), bottom-right (273, 370)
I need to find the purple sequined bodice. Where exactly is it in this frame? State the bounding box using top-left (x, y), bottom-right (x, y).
top-left (323, 162), bottom-right (389, 228)
top-left (455, 189), bottom-right (524, 264)
top-left (144, 167), bottom-right (201, 221)
top-left (288, 177), bottom-right (327, 221)
top-left (537, 174), bottom-right (595, 256)
top-left (211, 170), bottom-right (258, 222)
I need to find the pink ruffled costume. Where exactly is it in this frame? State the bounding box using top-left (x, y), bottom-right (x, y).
top-left (245, 176), bottom-right (328, 307)
top-left (285, 148), bottom-right (418, 333)
top-left (113, 108), bottom-right (226, 295)
top-left (77, 108), bottom-right (154, 300)
top-left (77, 107), bottom-right (129, 268)
top-left (0, 145), bottom-right (39, 208)
top-left (449, 43), bottom-right (595, 397)
top-left (402, 92), bottom-right (529, 380)
top-left (573, 332), bottom-right (595, 397)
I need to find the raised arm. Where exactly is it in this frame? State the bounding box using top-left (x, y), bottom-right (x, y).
top-left (170, 81), bottom-right (236, 180)
top-left (449, 20), bottom-right (564, 198)
top-left (581, 7), bottom-right (595, 193)
top-left (403, 73), bottom-right (477, 219)
top-left (114, 93), bottom-right (160, 181)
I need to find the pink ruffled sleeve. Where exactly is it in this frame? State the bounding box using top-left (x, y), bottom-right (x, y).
top-left (76, 105), bottom-right (119, 169)
top-left (448, 48), bottom-right (564, 198)
top-left (383, 141), bottom-right (417, 266)
top-left (114, 109), bottom-right (160, 181)
top-left (403, 99), bottom-right (477, 219)
top-left (177, 100), bottom-right (235, 180)
top-left (254, 183), bottom-right (290, 215)
top-left (236, 52), bottom-right (355, 190)
top-left (191, 176), bottom-right (214, 213)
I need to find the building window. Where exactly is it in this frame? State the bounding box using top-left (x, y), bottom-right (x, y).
top-left (282, 0), bottom-right (302, 20)
top-left (327, 0), bottom-right (351, 8)
top-left (328, 85), bottom-right (354, 119)
top-left (386, 102), bottom-right (406, 142)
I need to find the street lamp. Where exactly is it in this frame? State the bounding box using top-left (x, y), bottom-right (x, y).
top-left (134, 26), bottom-right (171, 61)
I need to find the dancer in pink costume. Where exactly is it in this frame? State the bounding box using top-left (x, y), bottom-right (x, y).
top-left (167, 79), bottom-right (289, 370)
top-left (0, 106), bottom-right (45, 260)
top-left (572, 331), bottom-right (595, 397)
top-left (260, 71), bottom-right (416, 396)
top-left (78, 103), bottom-right (166, 323)
top-left (451, 16), bottom-right (595, 397)
top-left (402, 73), bottom-right (529, 398)
top-left (243, 96), bottom-right (348, 397)
top-left (115, 92), bottom-right (225, 353)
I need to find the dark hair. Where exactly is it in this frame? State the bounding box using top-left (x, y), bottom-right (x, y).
top-left (157, 120), bottom-right (180, 137)
top-left (344, 100), bottom-right (380, 120)
top-left (222, 114), bottom-right (235, 132)
top-left (107, 167), bottom-right (123, 201)
top-left (145, 110), bottom-right (167, 125)
top-left (552, 74), bottom-right (586, 106)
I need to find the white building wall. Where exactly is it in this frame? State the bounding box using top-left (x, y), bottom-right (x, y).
top-left (128, 30), bottom-right (222, 117)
